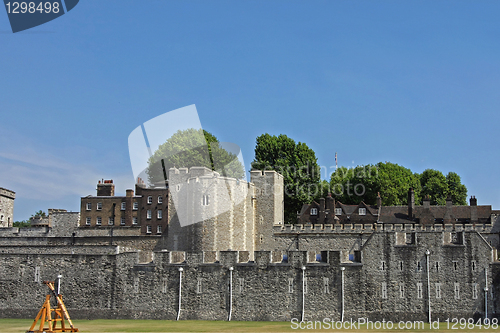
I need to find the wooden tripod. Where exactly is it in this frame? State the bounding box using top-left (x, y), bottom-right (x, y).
top-left (27, 281), bottom-right (79, 333)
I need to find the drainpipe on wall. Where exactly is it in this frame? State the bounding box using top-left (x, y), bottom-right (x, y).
top-left (176, 267), bottom-right (183, 321)
top-left (341, 266), bottom-right (345, 322)
top-left (425, 250), bottom-right (431, 324)
top-left (228, 267), bottom-right (233, 321)
top-left (301, 266), bottom-right (306, 322)
top-left (485, 268), bottom-right (489, 320)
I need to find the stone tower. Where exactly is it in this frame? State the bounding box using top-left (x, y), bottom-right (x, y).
top-left (0, 187), bottom-right (15, 228)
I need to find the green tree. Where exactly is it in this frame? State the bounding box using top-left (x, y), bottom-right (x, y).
top-left (147, 129), bottom-right (245, 184)
top-left (13, 220), bottom-right (30, 228)
top-left (420, 169), bottom-right (449, 205)
top-left (375, 162), bottom-right (421, 206)
top-left (251, 133), bottom-right (320, 223)
top-left (446, 172), bottom-right (468, 205)
top-left (31, 210), bottom-right (46, 218)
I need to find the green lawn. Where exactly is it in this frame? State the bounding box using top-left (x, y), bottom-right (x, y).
top-left (1, 318), bottom-right (499, 333)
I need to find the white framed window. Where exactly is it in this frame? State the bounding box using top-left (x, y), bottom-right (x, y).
top-left (86, 202), bottom-right (91, 211)
top-left (133, 202), bottom-right (139, 210)
top-left (146, 225), bottom-right (152, 234)
top-left (202, 194), bottom-right (210, 206)
top-left (323, 277), bottom-right (329, 294)
top-left (97, 202), bottom-right (102, 210)
top-left (288, 278), bottom-right (293, 293)
top-left (310, 208), bottom-right (318, 216)
top-left (34, 266), bottom-right (40, 283)
top-left (157, 225), bottom-right (162, 234)
top-left (132, 217), bottom-right (138, 225)
top-left (399, 284), bottom-right (404, 298)
top-left (158, 196), bottom-right (163, 204)
top-left (417, 283), bottom-right (423, 299)
top-left (239, 278), bottom-right (244, 293)
top-left (147, 196), bottom-right (153, 204)
top-left (157, 210), bottom-right (162, 219)
top-left (197, 279), bottom-right (202, 294)
top-left (108, 217), bottom-right (114, 225)
top-left (120, 217), bottom-right (126, 225)
top-left (147, 210), bottom-right (152, 219)
top-left (335, 208), bottom-right (342, 215)
top-left (85, 217), bottom-right (91, 225)
top-left (96, 217), bottom-right (102, 225)
top-left (121, 202), bottom-right (126, 210)
top-left (435, 283), bottom-right (442, 299)
top-left (454, 283), bottom-right (460, 299)
top-left (381, 282), bottom-right (387, 299)
top-left (359, 208), bottom-right (366, 215)
top-left (472, 283), bottom-right (478, 299)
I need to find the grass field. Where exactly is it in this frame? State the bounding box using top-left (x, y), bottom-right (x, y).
top-left (1, 318), bottom-right (500, 333)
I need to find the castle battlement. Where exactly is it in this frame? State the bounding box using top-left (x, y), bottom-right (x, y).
top-left (274, 223), bottom-right (494, 234)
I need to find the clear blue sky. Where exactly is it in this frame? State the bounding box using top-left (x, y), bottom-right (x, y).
top-left (1, 0), bottom-right (499, 221)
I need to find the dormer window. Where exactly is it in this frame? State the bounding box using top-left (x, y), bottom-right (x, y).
top-left (335, 208), bottom-right (342, 215)
top-left (359, 208), bottom-right (366, 215)
top-left (310, 208), bottom-right (318, 216)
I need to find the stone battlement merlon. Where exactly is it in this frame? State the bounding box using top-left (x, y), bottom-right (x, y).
top-left (273, 223), bottom-right (494, 234)
top-left (0, 188), bottom-right (15, 199)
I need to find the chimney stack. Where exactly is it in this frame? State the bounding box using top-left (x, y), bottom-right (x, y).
top-left (470, 196), bottom-right (477, 206)
top-left (446, 195), bottom-right (453, 208)
top-left (377, 192), bottom-right (382, 208)
top-left (97, 179), bottom-right (115, 196)
top-left (408, 188), bottom-right (414, 219)
top-left (423, 195), bottom-right (430, 209)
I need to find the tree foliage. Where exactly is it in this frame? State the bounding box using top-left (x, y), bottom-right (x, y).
top-left (328, 163), bottom-right (467, 206)
top-left (251, 133), bottom-right (320, 223)
top-left (147, 129), bottom-right (245, 184)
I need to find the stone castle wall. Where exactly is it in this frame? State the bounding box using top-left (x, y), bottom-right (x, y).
top-left (0, 188), bottom-right (15, 228)
top-left (0, 230), bottom-right (497, 322)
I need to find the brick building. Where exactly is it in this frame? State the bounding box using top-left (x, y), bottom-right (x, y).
top-left (79, 179), bottom-right (168, 235)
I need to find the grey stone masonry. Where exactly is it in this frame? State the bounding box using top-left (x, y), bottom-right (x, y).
top-left (0, 229), bottom-right (497, 321)
top-left (0, 187), bottom-right (15, 228)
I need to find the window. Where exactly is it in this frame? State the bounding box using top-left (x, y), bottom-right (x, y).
top-left (176, 184), bottom-right (181, 191)
top-left (120, 217), bottom-right (126, 225)
top-left (472, 261), bottom-right (476, 271)
top-left (239, 278), bottom-right (244, 293)
top-left (85, 217), bottom-right (91, 225)
top-left (157, 210), bottom-right (162, 219)
top-left (147, 196), bottom-right (152, 204)
top-left (86, 202), bottom-right (91, 211)
top-left (288, 278), bottom-right (293, 293)
top-left (359, 208), bottom-right (366, 215)
top-left (132, 217), bottom-right (138, 225)
top-left (34, 266), bottom-right (40, 283)
top-left (162, 278), bottom-right (168, 293)
top-left (121, 202), bottom-right (126, 210)
top-left (158, 196), bottom-right (163, 204)
top-left (417, 261), bottom-right (422, 272)
top-left (335, 208), bottom-right (342, 215)
top-left (108, 217), bottom-right (114, 225)
top-left (197, 279), bottom-right (202, 294)
top-left (399, 261), bottom-right (404, 271)
top-left (202, 194), bottom-right (210, 206)
top-left (323, 277), bottom-right (330, 294)
top-left (310, 208), bottom-right (318, 216)
top-left (417, 283), bottom-right (423, 299)
top-left (472, 283), bottom-right (478, 299)
top-left (96, 217), bottom-right (102, 225)
top-left (435, 283), bottom-right (442, 299)
top-left (147, 210), bottom-right (152, 219)
top-left (453, 261), bottom-right (458, 271)
top-left (454, 283), bottom-right (460, 299)
top-left (97, 202), bottom-right (102, 210)
top-left (157, 225), bottom-right (162, 234)
top-left (133, 277), bottom-right (139, 293)
top-left (146, 225), bottom-right (152, 234)
top-left (381, 261), bottom-right (386, 271)
top-left (399, 284), bottom-right (404, 298)
top-left (381, 282), bottom-right (387, 299)
top-left (304, 277), bottom-right (308, 294)
top-left (133, 202), bottom-right (139, 210)
top-left (435, 262), bottom-right (440, 272)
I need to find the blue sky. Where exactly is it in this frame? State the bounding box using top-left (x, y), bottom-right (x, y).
top-left (1, 0), bottom-right (500, 221)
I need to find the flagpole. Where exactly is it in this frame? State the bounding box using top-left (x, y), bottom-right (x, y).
top-left (335, 152), bottom-right (338, 170)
